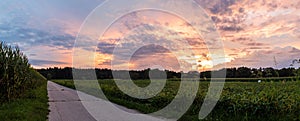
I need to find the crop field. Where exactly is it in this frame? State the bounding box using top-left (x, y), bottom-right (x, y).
top-left (0, 42), bottom-right (48, 120)
top-left (53, 79), bottom-right (300, 121)
top-left (0, 42), bottom-right (46, 102)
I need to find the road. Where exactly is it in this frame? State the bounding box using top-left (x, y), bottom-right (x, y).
top-left (47, 81), bottom-right (172, 121)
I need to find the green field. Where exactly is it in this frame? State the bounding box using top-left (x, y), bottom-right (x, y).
top-left (0, 80), bottom-right (48, 121)
top-left (53, 79), bottom-right (300, 121)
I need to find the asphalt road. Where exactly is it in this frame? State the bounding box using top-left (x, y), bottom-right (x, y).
top-left (47, 81), bottom-right (171, 121)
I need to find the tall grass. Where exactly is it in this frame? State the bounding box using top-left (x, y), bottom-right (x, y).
top-left (0, 42), bottom-right (46, 103)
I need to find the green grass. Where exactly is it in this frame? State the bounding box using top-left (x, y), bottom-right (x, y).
top-left (0, 80), bottom-right (49, 121)
top-left (53, 79), bottom-right (300, 121)
top-left (197, 77), bottom-right (297, 82)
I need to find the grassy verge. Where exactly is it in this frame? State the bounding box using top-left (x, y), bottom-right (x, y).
top-left (0, 80), bottom-right (49, 121)
top-left (52, 79), bottom-right (300, 121)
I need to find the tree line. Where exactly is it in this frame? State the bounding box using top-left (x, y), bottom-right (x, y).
top-left (37, 66), bottom-right (300, 80)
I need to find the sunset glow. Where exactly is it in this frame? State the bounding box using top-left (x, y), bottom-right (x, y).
top-left (1, 0), bottom-right (300, 71)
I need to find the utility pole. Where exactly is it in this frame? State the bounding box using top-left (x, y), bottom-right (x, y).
top-left (273, 56), bottom-right (278, 68)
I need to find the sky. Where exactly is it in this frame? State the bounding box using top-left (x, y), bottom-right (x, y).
top-left (0, 0), bottom-right (300, 71)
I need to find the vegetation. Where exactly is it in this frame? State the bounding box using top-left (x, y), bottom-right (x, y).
top-left (0, 41), bottom-right (48, 120)
top-left (53, 79), bottom-right (300, 121)
top-left (38, 67), bottom-right (300, 81)
top-left (0, 80), bottom-right (48, 121)
top-left (0, 42), bottom-right (46, 102)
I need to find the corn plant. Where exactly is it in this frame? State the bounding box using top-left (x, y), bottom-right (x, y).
top-left (0, 41), bottom-right (45, 103)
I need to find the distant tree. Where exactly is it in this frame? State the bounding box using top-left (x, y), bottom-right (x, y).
top-left (278, 68), bottom-right (296, 77)
top-left (226, 68), bottom-right (236, 78)
top-left (250, 68), bottom-right (263, 78)
top-left (290, 59), bottom-right (300, 80)
top-left (236, 67), bottom-right (252, 78)
top-left (47, 73), bottom-right (52, 80)
top-left (37, 65), bottom-right (300, 81)
top-left (293, 68), bottom-right (300, 80)
top-left (257, 71), bottom-right (263, 77)
top-left (200, 71), bottom-right (211, 78)
top-left (263, 67), bottom-right (279, 77)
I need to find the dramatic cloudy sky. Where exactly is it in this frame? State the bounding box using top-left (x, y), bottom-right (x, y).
top-left (1, 0), bottom-right (300, 71)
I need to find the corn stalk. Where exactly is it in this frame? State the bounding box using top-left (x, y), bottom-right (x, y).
top-left (0, 41), bottom-right (43, 103)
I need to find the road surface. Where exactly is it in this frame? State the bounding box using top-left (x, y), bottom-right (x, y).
top-left (47, 81), bottom-right (172, 121)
